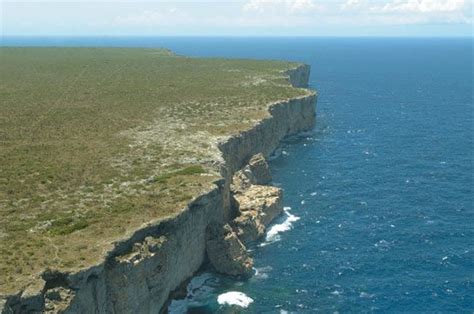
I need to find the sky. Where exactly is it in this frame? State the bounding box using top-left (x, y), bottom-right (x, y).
top-left (1, 0), bottom-right (473, 37)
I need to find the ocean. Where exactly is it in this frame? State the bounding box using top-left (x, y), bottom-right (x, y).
top-left (4, 37), bottom-right (473, 312)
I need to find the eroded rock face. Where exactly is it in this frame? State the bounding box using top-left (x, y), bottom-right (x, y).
top-left (232, 153), bottom-right (272, 192)
top-left (236, 185), bottom-right (283, 226)
top-left (18, 278), bottom-right (45, 313)
top-left (248, 153), bottom-right (272, 185)
top-left (205, 224), bottom-right (253, 277)
top-left (286, 64), bottom-right (310, 88)
top-left (44, 287), bottom-right (75, 314)
top-left (232, 185), bottom-right (283, 243)
top-left (232, 212), bottom-right (266, 244)
top-left (206, 153), bottom-right (283, 274)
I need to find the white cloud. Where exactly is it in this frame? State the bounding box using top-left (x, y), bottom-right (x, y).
top-left (338, 0), bottom-right (472, 25)
top-left (376, 0), bottom-right (467, 13)
top-left (114, 8), bottom-right (189, 26)
top-left (341, 0), bottom-right (367, 10)
top-left (243, 0), bottom-right (320, 14)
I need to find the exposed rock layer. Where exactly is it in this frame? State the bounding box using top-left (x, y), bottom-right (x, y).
top-left (232, 185), bottom-right (283, 244)
top-left (205, 223), bottom-right (253, 277)
top-left (0, 64), bottom-right (316, 313)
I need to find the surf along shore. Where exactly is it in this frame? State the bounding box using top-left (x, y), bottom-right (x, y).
top-left (0, 47), bottom-right (316, 313)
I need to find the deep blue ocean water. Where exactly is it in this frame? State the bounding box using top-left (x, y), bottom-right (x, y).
top-left (3, 37), bottom-right (473, 312)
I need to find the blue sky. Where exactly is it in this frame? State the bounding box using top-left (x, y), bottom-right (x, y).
top-left (2, 0), bottom-right (473, 37)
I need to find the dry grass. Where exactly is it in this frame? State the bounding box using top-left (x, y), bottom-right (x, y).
top-left (0, 47), bottom-right (308, 294)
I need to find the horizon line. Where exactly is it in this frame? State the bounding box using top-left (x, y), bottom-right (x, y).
top-left (2, 34), bottom-right (473, 39)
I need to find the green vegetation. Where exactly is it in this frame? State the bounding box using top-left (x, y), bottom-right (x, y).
top-left (153, 165), bottom-right (206, 183)
top-left (0, 47), bottom-right (309, 294)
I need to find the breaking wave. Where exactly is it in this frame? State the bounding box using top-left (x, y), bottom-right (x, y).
top-left (260, 206), bottom-right (300, 247)
top-left (217, 291), bottom-right (254, 308)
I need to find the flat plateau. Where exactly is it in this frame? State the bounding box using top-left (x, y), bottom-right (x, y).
top-left (0, 47), bottom-right (313, 300)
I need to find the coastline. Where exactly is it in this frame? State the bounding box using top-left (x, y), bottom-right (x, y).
top-left (1, 64), bottom-right (317, 313)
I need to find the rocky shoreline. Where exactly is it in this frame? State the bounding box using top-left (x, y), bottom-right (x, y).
top-left (1, 64), bottom-right (316, 313)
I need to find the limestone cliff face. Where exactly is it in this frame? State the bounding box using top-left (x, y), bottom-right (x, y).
top-left (205, 223), bottom-right (253, 277)
top-left (0, 64), bottom-right (316, 314)
top-left (286, 64), bottom-right (311, 88)
top-left (218, 93), bottom-right (315, 176)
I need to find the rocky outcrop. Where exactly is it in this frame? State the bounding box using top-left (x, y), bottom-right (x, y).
top-left (205, 224), bottom-right (253, 277)
top-left (232, 185), bottom-right (283, 244)
top-left (44, 287), bottom-right (75, 313)
top-left (207, 153), bottom-right (282, 267)
top-left (232, 153), bottom-right (272, 191)
top-left (230, 152), bottom-right (283, 245)
top-left (235, 185), bottom-right (283, 226)
top-left (0, 64), bottom-right (316, 314)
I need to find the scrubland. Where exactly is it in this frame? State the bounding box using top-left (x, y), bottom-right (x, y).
top-left (0, 47), bottom-right (307, 293)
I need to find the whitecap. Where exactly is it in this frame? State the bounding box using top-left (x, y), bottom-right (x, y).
top-left (374, 240), bottom-right (390, 247)
top-left (253, 266), bottom-right (272, 280)
top-left (255, 272), bottom-right (268, 280)
top-left (217, 291), bottom-right (254, 308)
top-left (260, 207), bottom-right (300, 246)
top-left (360, 292), bottom-right (375, 299)
top-left (374, 240), bottom-right (393, 251)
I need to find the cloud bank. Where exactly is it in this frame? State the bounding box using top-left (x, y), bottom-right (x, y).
top-left (2, 0), bottom-right (472, 36)
top-left (112, 0), bottom-right (472, 27)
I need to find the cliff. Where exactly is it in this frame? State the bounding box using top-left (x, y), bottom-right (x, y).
top-left (0, 64), bottom-right (316, 314)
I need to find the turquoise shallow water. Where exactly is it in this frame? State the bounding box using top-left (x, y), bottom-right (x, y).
top-left (5, 37), bottom-right (473, 312)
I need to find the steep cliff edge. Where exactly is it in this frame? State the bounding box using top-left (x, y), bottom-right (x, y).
top-left (0, 64), bottom-right (316, 314)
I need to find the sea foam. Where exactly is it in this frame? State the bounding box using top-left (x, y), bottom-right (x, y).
top-left (260, 206), bottom-right (300, 246)
top-left (217, 291), bottom-right (254, 308)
